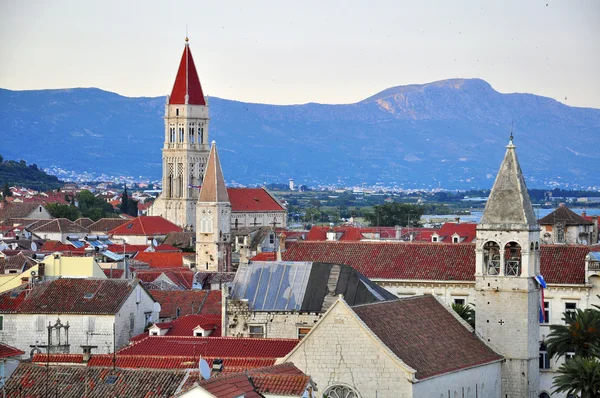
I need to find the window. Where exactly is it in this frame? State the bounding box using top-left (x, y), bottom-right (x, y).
top-left (36, 315), bottom-right (45, 332)
top-left (144, 312), bottom-right (152, 325)
top-left (129, 313), bottom-right (135, 334)
top-left (269, 234), bottom-right (275, 245)
top-left (565, 352), bottom-right (575, 362)
top-left (176, 307), bottom-right (181, 318)
top-left (85, 316), bottom-right (96, 333)
top-left (453, 298), bottom-right (465, 305)
top-left (483, 241), bottom-right (501, 275)
top-left (504, 242), bottom-right (522, 276)
top-left (557, 222), bottom-right (565, 243)
top-left (0, 315), bottom-right (3, 330)
top-left (150, 330), bottom-right (158, 336)
top-left (565, 302), bottom-right (577, 323)
top-left (298, 327), bottom-right (311, 340)
top-left (542, 301), bottom-right (550, 324)
top-left (249, 325), bottom-right (265, 338)
top-left (179, 127), bottom-right (184, 142)
top-left (323, 385), bottom-right (359, 398)
top-left (194, 330), bottom-right (203, 337)
top-left (539, 343), bottom-right (550, 369)
top-left (176, 108), bottom-right (179, 116)
top-left (452, 236), bottom-right (459, 243)
top-left (431, 235), bottom-right (439, 242)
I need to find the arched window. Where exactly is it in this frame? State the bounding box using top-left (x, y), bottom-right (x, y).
top-left (234, 219), bottom-right (238, 229)
top-left (323, 385), bottom-right (360, 398)
top-left (483, 241), bottom-right (500, 275)
top-left (504, 242), bottom-right (522, 276)
top-left (179, 127), bottom-right (185, 142)
top-left (539, 392), bottom-right (551, 398)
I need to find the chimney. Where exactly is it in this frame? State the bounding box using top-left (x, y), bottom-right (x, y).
top-left (239, 236), bottom-right (250, 266)
top-left (582, 210), bottom-right (587, 218)
top-left (81, 346), bottom-right (95, 363)
top-left (454, 216), bottom-right (460, 224)
top-left (326, 224), bottom-right (337, 241)
top-left (395, 225), bottom-right (401, 240)
top-left (276, 232), bottom-right (286, 261)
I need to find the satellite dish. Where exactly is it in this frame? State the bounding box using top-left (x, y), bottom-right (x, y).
top-left (30, 242), bottom-right (37, 251)
top-left (152, 239), bottom-right (158, 247)
top-left (153, 302), bottom-right (161, 312)
top-left (199, 358), bottom-right (211, 380)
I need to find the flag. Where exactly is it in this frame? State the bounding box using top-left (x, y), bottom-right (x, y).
top-left (534, 275), bottom-right (547, 323)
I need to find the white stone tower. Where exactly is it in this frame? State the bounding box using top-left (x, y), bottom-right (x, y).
top-left (149, 37), bottom-right (210, 230)
top-left (196, 141), bottom-right (231, 272)
top-left (475, 135), bottom-right (540, 397)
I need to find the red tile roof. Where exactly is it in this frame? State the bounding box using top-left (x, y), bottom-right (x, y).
top-left (131, 314), bottom-right (222, 342)
top-left (227, 188), bottom-right (285, 212)
top-left (435, 222), bottom-right (477, 243)
top-left (133, 252), bottom-right (185, 268)
top-left (88, 218), bottom-right (128, 233)
top-left (280, 241), bottom-right (595, 285)
top-left (251, 373), bottom-right (310, 396)
top-left (108, 216), bottom-right (182, 236)
top-left (352, 295), bottom-right (502, 380)
top-left (118, 336), bottom-right (298, 359)
top-left (250, 252), bottom-right (277, 261)
top-left (0, 342), bottom-right (25, 358)
top-left (4, 362), bottom-right (190, 397)
top-left (169, 43), bottom-right (206, 105)
top-left (149, 290), bottom-right (221, 319)
top-left (197, 373), bottom-right (262, 398)
top-left (103, 268), bottom-right (124, 278)
top-left (1, 278), bottom-right (142, 314)
top-left (538, 205), bottom-right (594, 226)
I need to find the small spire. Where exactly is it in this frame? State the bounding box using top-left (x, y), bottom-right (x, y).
top-left (507, 121), bottom-right (515, 148)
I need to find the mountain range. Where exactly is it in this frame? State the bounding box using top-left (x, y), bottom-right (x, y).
top-left (1, 78), bottom-right (599, 189)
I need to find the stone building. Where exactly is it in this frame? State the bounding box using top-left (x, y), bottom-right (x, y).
top-left (0, 278), bottom-right (157, 357)
top-left (538, 204), bottom-right (595, 245)
top-left (224, 261), bottom-right (397, 339)
top-left (280, 295), bottom-right (502, 398)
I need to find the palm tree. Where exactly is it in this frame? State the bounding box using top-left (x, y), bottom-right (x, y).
top-left (452, 303), bottom-right (475, 328)
top-left (552, 356), bottom-right (600, 398)
top-left (546, 308), bottom-right (600, 359)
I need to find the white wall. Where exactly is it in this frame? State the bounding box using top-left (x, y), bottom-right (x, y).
top-left (412, 362), bottom-right (501, 398)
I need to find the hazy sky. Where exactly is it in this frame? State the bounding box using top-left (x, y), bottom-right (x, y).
top-left (1, 1), bottom-right (599, 108)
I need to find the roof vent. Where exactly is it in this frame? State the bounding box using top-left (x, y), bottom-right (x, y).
top-left (105, 375), bottom-right (118, 385)
top-left (84, 293), bottom-right (94, 299)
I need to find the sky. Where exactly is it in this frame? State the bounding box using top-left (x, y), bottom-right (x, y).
top-left (1, 1), bottom-right (599, 108)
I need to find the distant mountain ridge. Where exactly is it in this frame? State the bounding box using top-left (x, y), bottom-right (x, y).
top-left (1, 78), bottom-right (599, 189)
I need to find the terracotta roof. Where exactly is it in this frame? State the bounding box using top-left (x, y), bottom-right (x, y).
top-left (251, 252), bottom-right (277, 261)
top-left (103, 268), bottom-right (124, 278)
top-left (352, 295), bottom-right (502, 380)
top-left (199, 142), bottom-right (229, 203)
top-left (30, 218), bottom-right (89, 234)
top-left (169, 42), bottom-right (206, 105)
top-left (108, 216), bottom-right (182, 236)
top-left (0, 342), bottom-right (24, 358)
top-left (88, 218), bottom-right (128, 233)
top-left (228, 188), bottom-right (285, 212)
top-left (435, 222), bottom-right (477, 243)
top-left (538, 205), bottom-right (594, 226)
top-left (4, 362), bottom-right (190, 397)
top-left (280, 241), bottom-right (595, 285)
top-left (131, 314), bottom-right (222, 342)
top-left (3, 252), bottom-right (38, 272)
top-left (118, 336), bottom-right (298, 358)
top-left (251, 373), bottom-right (310, 396)
top-left (133, 252), bottom-right (186, 268)
top-left (74, 217), bottom-right (94, 228)
top-left (149, 290), bottom-right (221, 319)
top-left (197, 372), bottom-right (262, 398)
top-left (0, 203), bottom-right (46, 221)
top-left (0, 285), bottom-right (28, 312)
top-left (1, 278), bottom-right (142, 314)
top-left (31, 354), bottom-right (276, 373)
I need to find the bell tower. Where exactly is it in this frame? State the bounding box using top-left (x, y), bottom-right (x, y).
top-left (196, 141), bottom-right (231, 272)
top-left (475, 135), bottom-right (540, 397)
top-left (149, 37), bottom-right (210, 230)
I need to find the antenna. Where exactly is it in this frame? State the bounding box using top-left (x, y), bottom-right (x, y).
top-left (510, 120), bottom-right (514, 142)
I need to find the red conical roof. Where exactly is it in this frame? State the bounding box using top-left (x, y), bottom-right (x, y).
top-left (169, 41), bottom-right (206, 105)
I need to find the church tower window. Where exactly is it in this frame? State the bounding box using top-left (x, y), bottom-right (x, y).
top-left (179, 127), bottom-right (185, 142)
top-left (504, 242), bottom-right (522, 276)
top-left (483, 241), bottom-right (501, 275)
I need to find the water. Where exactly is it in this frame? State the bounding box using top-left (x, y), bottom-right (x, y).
top-left (422, 208), bottom-right (600, 224)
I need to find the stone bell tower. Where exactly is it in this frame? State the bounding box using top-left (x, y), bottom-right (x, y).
top-left (195, 141), bottom-right (231, 272)
top-left (148, 37), bottom-right (210, 230)
top-left (475, 135), bottom-right (540, 397)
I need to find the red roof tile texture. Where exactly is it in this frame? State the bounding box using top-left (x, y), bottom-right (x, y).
top-left (251, 373), bottom-right (310, 396)
top-left (227, 188), bottom-right (285, 212)
top-left (169, 43), bottom-right (206, 105)
top-left (149, 289), bottom-right (221, 319)
top-left (118, 336), bottom-right (298, 359)
top-left (436, 222), bottom-right (477, 243)
top-left (134, 252), bottom-right (185, 268)
top-left (198, 373), bottom-right (262, 398)
top-left (0, 342), bottom-right (25, 358)
top-left (1, 278), bottom-right (140, 314)
top-left (281, 241), bottom-right (595, 284)
top-left (109, 216), bottom-right (182, 236)
top-left (352, 295), bottom-right (502, 380)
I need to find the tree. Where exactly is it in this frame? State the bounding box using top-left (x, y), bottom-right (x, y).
top-left (46, 203), bottom-right (80, 221)
top-left (452, 303), bottom-right (475, 328)
top-left (364, 203), bottom-right (424, 227)
top-left (552, 356), bottom-right (600, 398)
top-left (2, 183), bottom-right (11, 198)
top-left (546, 308), bottom-right (600, 359)
top-left (77, 190), bottom-right (118, 221)
top-left (119, 186), bottom-right (138, 217)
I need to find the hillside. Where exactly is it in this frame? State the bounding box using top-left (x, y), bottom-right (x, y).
top-left (1, 79), bottom-right (599, 189)
top-left (0, 156), bottom-right (61, 191)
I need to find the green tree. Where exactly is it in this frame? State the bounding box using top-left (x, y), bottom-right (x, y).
top-left (77, 190), bottom-right (118, 221)
top-left (119, 186), bottom-right (138, 217)
top-left (546, 309), bottom-right (600, 359)
top-left (364, 203), bottom-right (424, 227)
top-left (2, 183), bottom-right (11, 198)
top-left (552, 356), bottom-right (600, 398)
top-left (452, 303), bottom-right (475, 328)
top-left (46, 203), bottom-right (81, 221)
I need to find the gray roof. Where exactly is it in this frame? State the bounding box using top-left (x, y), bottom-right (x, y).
top-left (480, 141), bottom-right (538, 229)
top-left (538, 205), bottom-right (593, 226)
top-left (230, 261), bottom-right (397, 312)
